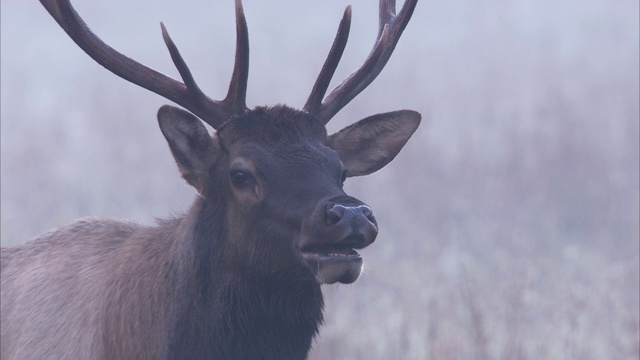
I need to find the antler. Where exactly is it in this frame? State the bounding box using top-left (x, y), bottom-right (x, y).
top-left (39, 0), bottom-right (250, 129)
top-left (304, 0), bottom-right (418, 124)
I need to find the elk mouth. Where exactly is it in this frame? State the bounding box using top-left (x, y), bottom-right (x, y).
top-left (299, 236), bottom-right (364, 285)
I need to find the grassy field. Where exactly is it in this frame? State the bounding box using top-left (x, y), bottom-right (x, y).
top-left (2, 0), bottom-right (638, 358)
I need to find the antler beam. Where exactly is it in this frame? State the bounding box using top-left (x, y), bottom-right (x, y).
top-left (39, 0), bottom-right (250, 128)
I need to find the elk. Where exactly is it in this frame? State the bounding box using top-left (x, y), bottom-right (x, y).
top-left (1, 0), bottom-right (420, 358)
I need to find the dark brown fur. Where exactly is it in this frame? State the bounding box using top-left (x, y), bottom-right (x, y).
top-left (4, 0), bottom-right (420, 357)
top-left (1, 106), bottom-right (420, 359)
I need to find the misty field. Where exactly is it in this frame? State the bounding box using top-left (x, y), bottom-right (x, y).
top-left (1, 0), bottom-right (638, 359)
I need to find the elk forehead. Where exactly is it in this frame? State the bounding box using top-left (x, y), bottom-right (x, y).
top-left (216, 106), bottom-right (345, 206)
top-left (217, 105), bottom-right (342, 182)
top-left (217, 106), bottom-right (328, 147)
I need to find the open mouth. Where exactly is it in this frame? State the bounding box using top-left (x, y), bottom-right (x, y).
top-left (300, 241), bottom-right (364, 284)
top-left (301, 243), bottom-right (360, 259)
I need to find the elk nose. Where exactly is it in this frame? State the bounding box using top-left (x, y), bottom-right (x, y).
top-left (326, 204), bottom-right (375, 225)
top-left (326, 204), bottom-right (377, 248)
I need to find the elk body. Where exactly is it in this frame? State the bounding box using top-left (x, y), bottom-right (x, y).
top-left (1, 0), bottom-right (420, 359)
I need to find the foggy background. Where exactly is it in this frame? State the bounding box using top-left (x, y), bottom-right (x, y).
top-left (2, 0), bottom-right (638, 359)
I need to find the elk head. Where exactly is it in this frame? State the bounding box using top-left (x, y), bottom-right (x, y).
top-left (40, 0), bottom-right (420, 285)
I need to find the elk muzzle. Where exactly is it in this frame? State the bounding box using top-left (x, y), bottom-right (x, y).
top-left (300, 199), bottom-right (378, 284)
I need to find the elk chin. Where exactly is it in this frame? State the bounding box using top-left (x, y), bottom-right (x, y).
top-left (300, 246), bottom-right (363, 284)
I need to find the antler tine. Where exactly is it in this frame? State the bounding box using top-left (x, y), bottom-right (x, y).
top-left (160, 24), bottom-right (228, 128)
top-left (39, 0), bottom-right (247, 129)
top-left (303, 6), bottom-right (352, 115)
top-left (379, 0), bottom-right (396, 37)
top-left (309, 0), bottom-right (418, 124)
top-left (223, 0), bottom-right (250, 115)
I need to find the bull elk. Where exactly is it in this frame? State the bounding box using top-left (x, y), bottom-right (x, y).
top-left (1, 0), bottom-right (420, 358)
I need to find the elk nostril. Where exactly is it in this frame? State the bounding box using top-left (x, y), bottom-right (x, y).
top-left (326, 205), bottom-right (345, 226)
top-left (360, 206), bottom-right (375, 222)
top-left (326, 204), bottom-right (376, 226)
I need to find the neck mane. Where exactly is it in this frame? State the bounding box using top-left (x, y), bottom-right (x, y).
top-left (166, 197), bottom-right (325, 360)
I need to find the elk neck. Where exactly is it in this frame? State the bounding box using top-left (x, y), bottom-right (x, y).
top-left (164, 192), bottom-right (324, 359)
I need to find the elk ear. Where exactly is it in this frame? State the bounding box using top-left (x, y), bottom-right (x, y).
top-left (158, 105), bottom-right (220, 194)
top-left (328, 110), bottom-right (421, 177)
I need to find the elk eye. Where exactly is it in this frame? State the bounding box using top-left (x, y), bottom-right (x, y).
top-left (230, 170), bottom-right (252, 188)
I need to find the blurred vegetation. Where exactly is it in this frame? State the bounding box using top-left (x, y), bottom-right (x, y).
top-left (2, 0), bottom-right (638, 359)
